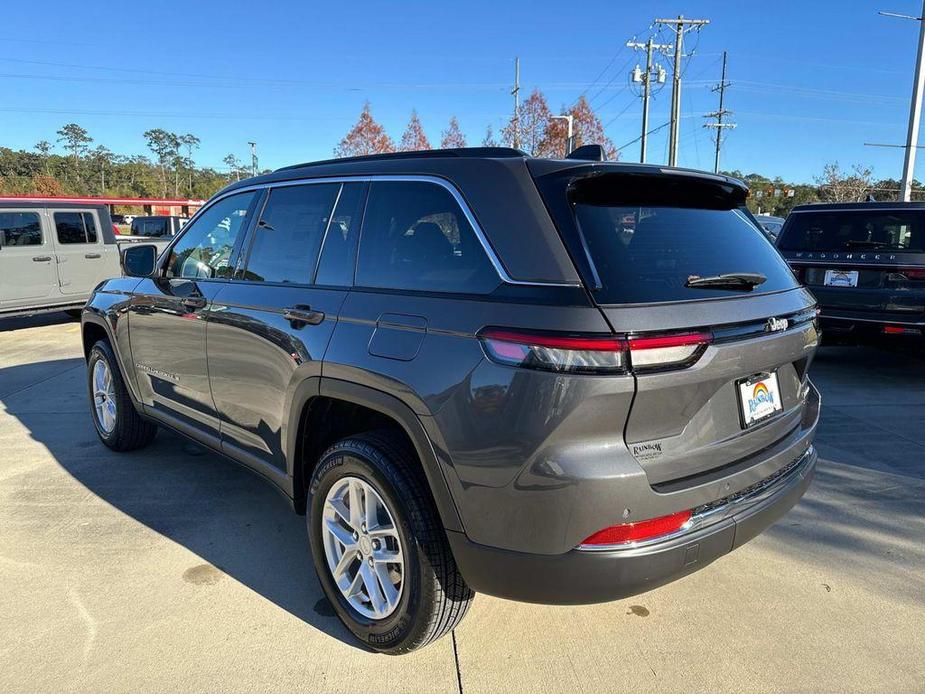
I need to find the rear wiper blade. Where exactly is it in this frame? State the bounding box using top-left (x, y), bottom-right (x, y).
top-left (844, 240), bottom-right (888, 249)
top-left (685, 272), bottom-right (767, 290)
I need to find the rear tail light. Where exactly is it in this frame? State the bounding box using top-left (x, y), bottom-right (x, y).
top-left (626, 332), bottom-right (712, 370)
top-left (883, 325), bottom-right (922, 335)
top-left (478, 328), bottom-right (712, 374)
top-left (580, 510), bottom-right (693, 546)
top-left (478, 329), bottom-right (626, 374)
top-left (896, 268), bottom-right (925, 281)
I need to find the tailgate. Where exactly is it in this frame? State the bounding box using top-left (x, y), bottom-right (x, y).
top-left (599, 291), bottom-right (818, 485)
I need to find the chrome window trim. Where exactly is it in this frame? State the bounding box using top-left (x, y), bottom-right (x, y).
top-left (176, 175), bottom-right (580, 288)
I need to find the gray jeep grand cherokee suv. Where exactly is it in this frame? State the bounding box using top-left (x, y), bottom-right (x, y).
top-left (82, 147), bottom-right (820, 654)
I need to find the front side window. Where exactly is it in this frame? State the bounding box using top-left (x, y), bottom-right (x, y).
top-left (239, 183), bottom-right (339, 284)
top-left (55, 212), bottom-right (98, 244)
top-left (356, 181), bottom-right (499, 293)
top-left (0, 212), bottom-right (42, 246)
top-left (165, 191), bottom-right (257, 279)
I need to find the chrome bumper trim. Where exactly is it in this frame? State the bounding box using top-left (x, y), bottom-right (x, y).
top-left (577, 445), bottom-right (815, 552)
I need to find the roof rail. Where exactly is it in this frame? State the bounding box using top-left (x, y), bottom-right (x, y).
top-left (275, 147), bottom-right (528, 172)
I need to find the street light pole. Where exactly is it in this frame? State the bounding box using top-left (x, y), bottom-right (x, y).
top-left (248, 141), bottom-right (258, 177)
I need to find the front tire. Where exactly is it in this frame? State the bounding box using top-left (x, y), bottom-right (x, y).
top-left (307, 431), bottom-right (473, 654)
top-left (87, 340), bottom-right (157, 451)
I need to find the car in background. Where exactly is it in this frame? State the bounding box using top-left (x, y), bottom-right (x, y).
top-left (130, 215), bottom-right (188, 238)
top-left (756, 215), bottom-right (785, 240)
top-left (776, 201), bottom-right (925, 339)
top-left (0, 201), bottom-right (123, 318)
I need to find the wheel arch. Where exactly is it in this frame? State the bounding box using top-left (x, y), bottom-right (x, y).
top-left (287, 377), bottom-right (464, 534)
top-left (81, 312), bottom-right (143, 406)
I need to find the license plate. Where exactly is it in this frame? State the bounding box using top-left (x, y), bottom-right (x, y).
top-left (738, 372), bottom-right (783, 428)
top-left (823, 269), bottom-right (858, 287)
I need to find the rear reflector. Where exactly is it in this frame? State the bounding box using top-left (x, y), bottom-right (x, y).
top-left (883, 325), bottom-right (922, 335)
top-left (581, 510), bottom-right (693, 546)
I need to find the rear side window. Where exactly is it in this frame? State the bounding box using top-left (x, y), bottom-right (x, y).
top-left (0, 212), bottom-right (42, 246)
top-left (537, 171), bottom-right (798, 304)
top-left (240, 183), bottom-right (339, 284)
top-left (356, 181), bottom-right (499, 293)
top-left (54, 212), bottom-right (98, 244)
top-left (132, 217), bottom-right (169, 237)
top-left (778, 210), bottom-right (925, 253)
top-left (315, 182), bottom-right (367, 286)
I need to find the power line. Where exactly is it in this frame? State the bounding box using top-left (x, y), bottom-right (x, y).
top-left (703, 51), bottom-right (737, 173)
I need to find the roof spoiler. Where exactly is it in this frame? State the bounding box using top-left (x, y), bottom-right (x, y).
top-left (566, 144), bottom-right (607, 162)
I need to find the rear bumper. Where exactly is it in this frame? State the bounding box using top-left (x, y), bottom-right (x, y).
top-left (819, 310), bottom-right (924, 333)
top-left (448, 444), bottom-right (816, 605)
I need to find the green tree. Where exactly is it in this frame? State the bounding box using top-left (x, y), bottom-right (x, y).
top-left (179, 134), bottom-right (201, 196)
top-left (56, 123), bottom-right (92, 181)
top-left (143, 128), bottom-right (180, 197)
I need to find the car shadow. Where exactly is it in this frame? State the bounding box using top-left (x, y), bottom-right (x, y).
top-left (0, 357), bottom-right (364, 651)
top-left (0, 311), bottom-right (78, 332)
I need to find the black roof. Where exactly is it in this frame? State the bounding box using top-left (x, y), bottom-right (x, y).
top-left (243, 147), bottom-right (746, 192)
top-left (790, 201), bottom-right (925, 212)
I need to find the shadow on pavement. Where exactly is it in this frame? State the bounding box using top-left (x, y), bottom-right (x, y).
top-left (761, 342), bottom-right (925, 605)
top-left (0, 357), bottom-right (363, 650)
top-left (0, 311), bottom-right (78, 332)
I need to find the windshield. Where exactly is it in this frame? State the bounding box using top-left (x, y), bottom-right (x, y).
top-left (778, 209), bottom-right (925, 252)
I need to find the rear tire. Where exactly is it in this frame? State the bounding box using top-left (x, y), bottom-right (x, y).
top-left (87, 339), bottom-right (157, 451)
top-left (307, 431), bottom-right (473, 654)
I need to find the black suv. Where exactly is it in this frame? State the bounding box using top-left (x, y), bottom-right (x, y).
top-left (777, 201), bottom-right (925, 339)
top-left (82, 147), bottom-right (820, 653)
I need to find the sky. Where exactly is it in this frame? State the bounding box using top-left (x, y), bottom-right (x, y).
top-left (0, 0), bottom-right (921, 183)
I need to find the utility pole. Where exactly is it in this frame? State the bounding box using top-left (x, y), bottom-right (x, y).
top-left (248, 141), bottom-right (258, 177)
top-left (655, 15), bottom-right (710, 166)
top-left (628, 37), bottom-right (670, 163)
top-left (550, 114), bottom-right (574, 155)
top-left (877, 6), bottom-right (925, 201)
top-left (511, 57), bottom-right (521, 149)
top-left (703, 51), bottom-right (736, 173)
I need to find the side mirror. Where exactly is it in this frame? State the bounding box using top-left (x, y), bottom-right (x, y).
top-left (122, 244), bottom-right (158, 277)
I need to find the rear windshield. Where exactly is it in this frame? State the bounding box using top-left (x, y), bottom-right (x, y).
top-left (778, 209), bottom-right (925, 253)
top-left (539, 172), bottom-right (799, 304)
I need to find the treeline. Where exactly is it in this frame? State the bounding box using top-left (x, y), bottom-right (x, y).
top-left (0, 123), bottom-right (253, 201)
top-left (729, 162), bottom-right (924, 217)
top-left (334, 92), bottom-right (618, 160)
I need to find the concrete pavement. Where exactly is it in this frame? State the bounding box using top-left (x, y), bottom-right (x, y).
top-left (0, 314), bottom-right (923, 693)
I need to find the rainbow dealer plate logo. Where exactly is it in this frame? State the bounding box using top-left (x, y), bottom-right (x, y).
top-left (749, 382), bottom-right (774, 414)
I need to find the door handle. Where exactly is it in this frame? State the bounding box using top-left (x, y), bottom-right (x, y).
top-left (32, 256), bottom-right (52, 262)
top-left (85, 253), bottom-right (101, 259)
top-left (182, 297), bottom-right (207, 310)
top-left (284, 305), bottom-right (325, 326)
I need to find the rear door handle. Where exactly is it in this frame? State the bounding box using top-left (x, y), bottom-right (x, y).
top-left (284, 305), bottom-right (325, 326)
top-left (32, 256), bottom-right (52, 262)
top-left (85, 253), bottom-right (101, 259)
top-left (182, 297), bottom-right (207, 310)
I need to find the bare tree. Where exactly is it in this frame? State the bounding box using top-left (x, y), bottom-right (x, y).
top-left (335, 102), bottom-right (394, 157)
top-left (815, 162), bottom-right (874, 203)
top-left (481, 125), bottom-right (500, 147)
top-left (399, 110), bottom-right (431, 151)
top-left (502, 89), bottom-right (551, 155)
top-left (542, 96), bottom-right (618, 160)
top-left (440, 116), bottom-right (467, 149)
